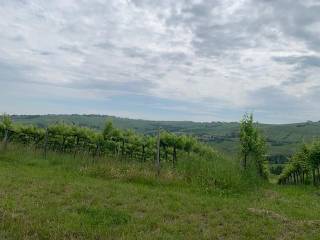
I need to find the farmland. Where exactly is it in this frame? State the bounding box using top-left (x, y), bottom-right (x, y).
top-left (12, 115), bottom-right (320, 157)
top-left (11, 114), bottom-right (320, 176)
top-left (0, 113), bottom-right (320, 239)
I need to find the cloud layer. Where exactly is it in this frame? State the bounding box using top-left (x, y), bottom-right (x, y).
top-left (0, 0), bottom-right (320, 123)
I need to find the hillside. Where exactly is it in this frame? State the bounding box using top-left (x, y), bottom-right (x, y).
top-left (11, 115), bottom-right (320, 162)
top-left (1, 145), bottom-right (320, 239)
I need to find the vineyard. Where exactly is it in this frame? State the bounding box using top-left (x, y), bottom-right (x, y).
top-left (278, 141), bottom-right (320, 185)
top-left (1, 114), bottom-right (320, 239)
top-left (3, 113), bottom-right (320, 187)
top-left (0, 115), bottom-right (217, 162)
top-left (2, 113), bottom-right (276, 193)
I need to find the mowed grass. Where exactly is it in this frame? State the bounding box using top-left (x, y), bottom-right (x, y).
top-left (0, 147), bottom-right (320, 239)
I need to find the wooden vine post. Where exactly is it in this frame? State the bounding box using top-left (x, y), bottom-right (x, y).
top-left (156, 128), bottom-right (161, 176)
top-left (44, 128), bottom-right (48, 159)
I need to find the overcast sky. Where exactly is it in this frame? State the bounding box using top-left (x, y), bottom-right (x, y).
top-left (1, 0), bottom-right (320, 123)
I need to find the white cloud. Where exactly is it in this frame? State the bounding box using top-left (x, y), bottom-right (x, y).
top-left (0, 0), bottom-right (320, 122)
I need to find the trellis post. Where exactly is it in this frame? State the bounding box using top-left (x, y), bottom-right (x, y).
top-left (44, 128), bottom-right (48, 159)
top-left (156, 128), bottom-right (160, 176)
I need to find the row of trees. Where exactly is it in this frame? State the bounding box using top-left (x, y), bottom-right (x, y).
top-left (278, 141), bottom-right (320, 185)
top-left (0, 114), bottom-right (217, 168)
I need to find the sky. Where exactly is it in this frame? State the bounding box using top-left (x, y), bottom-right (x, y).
top-left (0, 0), bottom-right (320, 123)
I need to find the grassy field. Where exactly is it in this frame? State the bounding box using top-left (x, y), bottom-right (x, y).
top-left (1, 146), bottom-right (320, 239)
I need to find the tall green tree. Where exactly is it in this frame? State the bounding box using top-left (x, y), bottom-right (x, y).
top-left (240, 113), bottom-right (268, 178)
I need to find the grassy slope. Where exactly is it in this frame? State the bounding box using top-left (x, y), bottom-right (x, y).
top-left (1, 148), bottom-right (320, 239)
top-left (11, 115), bottom-right (320, 157)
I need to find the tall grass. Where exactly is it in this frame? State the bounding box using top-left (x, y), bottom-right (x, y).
top-left (175, 152), bottom-right (265, 193)
top-left (0, 143), bottom-right (265, 193)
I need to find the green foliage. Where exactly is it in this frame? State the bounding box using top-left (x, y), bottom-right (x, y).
top-left (102, 121), bottom-right (114, 139)
top-left (1, 113), bottom-right (271, 193)
top-left (270, 164), bottom-right (284, 175)
top-left (278, 140), bottom-right (320, 185)
top-left (1, 114), bottom-right (13, 150)
top-left (2, 115), bottom-right (224, 174)
top-left (12, 114), bottom-right (320, 158)
top-left (1, 113), bottom-right (12, 129)
top-left (240, 114), bottom-right (269, 178)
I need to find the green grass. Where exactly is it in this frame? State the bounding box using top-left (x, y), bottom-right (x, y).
top-left (0, 146), bottom-right (320, 239)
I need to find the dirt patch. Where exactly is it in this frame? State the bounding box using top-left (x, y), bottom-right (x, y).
top-left (248, 208), bottom-right (320, 226)
top-left (248, 208), bottom-right (288, 222)
top-left (248, 208), bottom-right (320, 239)
top-left (263, 189), bottom-right (280, 200)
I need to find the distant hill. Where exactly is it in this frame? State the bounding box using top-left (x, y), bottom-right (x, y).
top-left (11, 114), bottom-right (320, 162)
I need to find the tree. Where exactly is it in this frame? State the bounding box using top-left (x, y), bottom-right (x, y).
top-left (240, 113), bottom-right (268, 178)
top-left (240, 114), bottom-right (255, 169)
